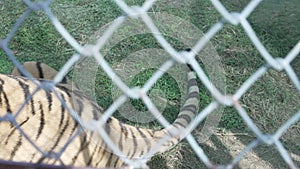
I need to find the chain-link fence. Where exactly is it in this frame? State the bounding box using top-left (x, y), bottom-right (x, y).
top-left (0, 0), bottom-right (299, 168)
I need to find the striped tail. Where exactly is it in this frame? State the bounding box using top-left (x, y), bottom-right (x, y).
top-left (152, 64), bottom-right (199, 153)
top-left (104, 64), bottom-right (200, 161)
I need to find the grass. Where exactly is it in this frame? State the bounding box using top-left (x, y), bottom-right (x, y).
top-left (1, 0), bottom-right (299, 168)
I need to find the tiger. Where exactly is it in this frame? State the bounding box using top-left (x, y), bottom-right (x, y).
top-left (0, 61), bottom-right (199, 168)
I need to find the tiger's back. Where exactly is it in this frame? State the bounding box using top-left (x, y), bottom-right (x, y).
top-left (0, 74), bottom-right (79, 163)
top-left (0, 61), bottom-right (200, 168)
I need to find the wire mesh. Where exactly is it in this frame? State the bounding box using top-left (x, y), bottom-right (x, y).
top-left (0, 0), bottom-right (299, 169)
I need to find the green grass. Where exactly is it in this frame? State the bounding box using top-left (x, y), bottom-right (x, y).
top-left (1, 0), bottom-right (299, 168)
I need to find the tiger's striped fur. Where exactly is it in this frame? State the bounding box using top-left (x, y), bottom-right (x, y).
top-left (0, 61), bottom-right (199, 168)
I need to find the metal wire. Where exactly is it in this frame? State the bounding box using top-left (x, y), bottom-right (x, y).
top-left (0, 0), bottom-right (299, 168)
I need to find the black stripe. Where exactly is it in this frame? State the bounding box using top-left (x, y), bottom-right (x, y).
top-left (16, 79), bottom-right (35, 115)
top-left (71, 149), bottom-right (82, 165)
top-left (129, 128), bottom-right (138, 159)
top-left (139, 150), bottom-right (144, 156)
top-left (95, 141), bottom-right (107, 166)
top-left (185, 48), bottom-right (191, 52)
top-left (75, 99), bottom-right (83, 116)
top-left (50, 97), bottom-right (80, 155)
top-left (188, 78), bottom-right (197, 87)
top-left (119, 121), bottom-right (128, 138)
top-left (104, 117), bottom-right (112, 135)
top-left (105, 152), bottom-right (114, 167)
top-left (36, 156), bottom-right (46, 164)
top-left (30, 153), bottom-right (36, 163)
top-left (36, 62), bottom-right (44, 79)
top-left (87, 133), bottom-right (97, 166)
top-left (146, 129), bottom-right (155, 137)
top-left (71, 134), bottom-right (88, 164)
top-left (35, 101), bottom-right (45, 140)
top-left (4, 117), bottom-right (29, 145)
top-left (0, 78), bottom-right (3, 105)
top-left (92, 139), bottom-right (103, 166)
top-left (59, 93), bottom-right (79, 141)
top-left (104, 122), bottom-right (111, 135)
top-left (91, 103), bottom-right (101, 120)
top-left (69, 118), bottom-right (79, 139)
top-left (0, 90), bottom-right (2, 106)
top-left (45, 91), bottom-right (53, 111)
top-left (48, 113), bottom-right (70, 152)
top-left (9, 133), bottom-right (22, 160)
top-left (186, 63), bottom-right (193, 71)
top-left (113, 155), bottom-right (121, 168)
top-left (56, 85), bottom-right (71, 97)
top-left (180, 104), bottom-right (197, 113)
top-left (3, 91), bottom-right (12, 113)
top-left (65, 113), bottom-right (80, 160)
top-left (0, 78), bottom-right (12, 113)
top-left (136, 127), bottom-right (151, 153)
top-left (87, 143), bottom-right (98, 166)
top-left (110, 154), bottom-right (119, 168)
top-left (72, 89), bottom-right (84, 99)
top-left (177, 114), bottom-right (192, 124)
top-left (129, 127), bottom-right (137, 138)
top-left (125, 150), bottom-right (131, 159)
top-left (188, 91), bottom-right (199, 99)
top-left (174, 121), bottom-right (185, 128)
top-left (58, 94), bottom-right (66, 128)
top-left (0, 77), bottom-right (4, 106)
top-left (118, 122), bottom-right (124, 151)
top-left (0, 78), bottom-right (4, 85)
top-left (61, 77), bottom-right (68, 84)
